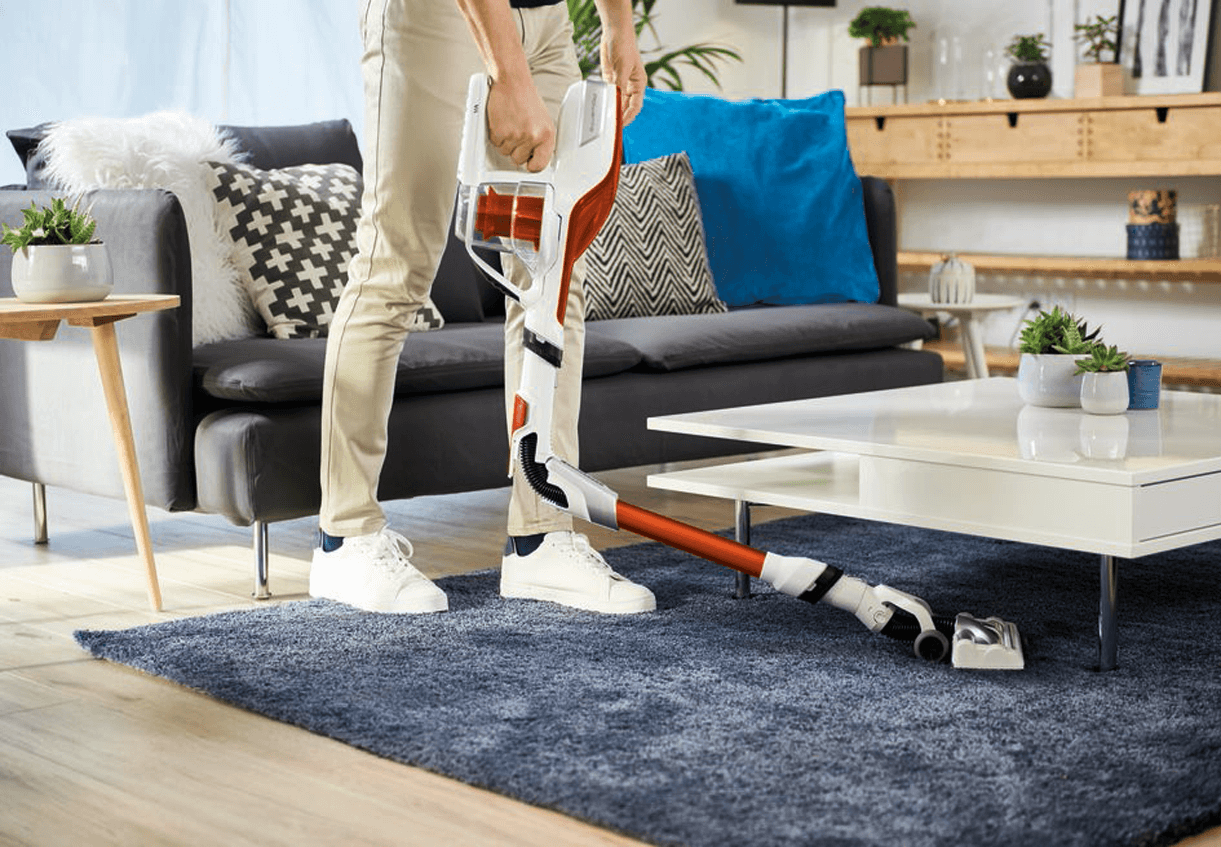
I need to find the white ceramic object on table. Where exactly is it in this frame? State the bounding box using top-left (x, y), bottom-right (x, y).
top-left (10, 243), bottom-right (113, 303)
top-left (1017, 353), bottom-right (1082, 407)
top-left (1080, 370), bottom-right (1130, 416)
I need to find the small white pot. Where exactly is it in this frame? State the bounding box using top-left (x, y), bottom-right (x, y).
top-left (1080, 370), bottom-right (1130, 415)
top-left (1017, 353), bottom-right (1083, 407)
top-left (11, 243), bottom-right (113, 303)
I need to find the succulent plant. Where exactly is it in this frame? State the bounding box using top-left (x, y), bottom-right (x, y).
top-left (1075, 343), bottom-right (1130, 374)
top-left (1018, 306), bottom-right (1101, 355)
top-left (1, 197), bottom-right (99, 252)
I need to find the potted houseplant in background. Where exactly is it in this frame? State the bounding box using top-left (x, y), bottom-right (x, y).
top-left (1073, 14), bottom-right (1123, 98)
top-left (1016, 305), bottom-right (1099, 406)
top-left (1, 197), bottom-right (112, 303)
top-left (568, 0), bottom-right (741, 90)
top-left (1075, 342), bottom-right (1130, 415)
top-left (849, 7), bottom-right (917, 89)
top-left (1005, 33), bottom-right (1053, 99)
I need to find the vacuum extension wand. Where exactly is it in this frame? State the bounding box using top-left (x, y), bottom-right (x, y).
top-left (455, 74), bottom-right (1023, 670)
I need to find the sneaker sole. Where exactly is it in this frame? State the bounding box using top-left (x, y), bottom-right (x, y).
top-left (500, 581), bottom-right (655, 614)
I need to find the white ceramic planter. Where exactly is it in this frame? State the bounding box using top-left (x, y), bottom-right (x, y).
top-left (1080, 370), bottom-right (1129, 415)
top-left (11, 243), bottom-right (113, 303)
top-left (1017, 353), bottom-right (1083, 407)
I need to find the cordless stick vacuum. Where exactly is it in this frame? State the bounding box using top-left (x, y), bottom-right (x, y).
top-left (455, 73), bottom-right (1024, 670)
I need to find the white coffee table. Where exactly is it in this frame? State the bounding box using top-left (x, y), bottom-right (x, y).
top-left (647, 378), bottom-right (1221, 670)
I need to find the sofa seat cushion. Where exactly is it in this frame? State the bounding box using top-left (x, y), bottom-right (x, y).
top-left (194, 323), bottom-right (642, 403)
top-left (584, 303), bottom-right (935, 373)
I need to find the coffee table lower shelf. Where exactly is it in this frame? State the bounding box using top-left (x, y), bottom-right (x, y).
top-left (647, 451), bottom-right (1211, 671)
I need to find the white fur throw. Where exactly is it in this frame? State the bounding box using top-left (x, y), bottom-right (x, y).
top-left (41, 111), bottom-right (261, 347)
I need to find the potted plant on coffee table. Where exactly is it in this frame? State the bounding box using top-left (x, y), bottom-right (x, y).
top-left (1017, 305), bottom-right (1100, 407)
top-left (1075, 342), bottom-right (1130, 415)
top-left (1005, 33), bottom-right (1053, 99)
top-left (2, 197), bottom-right (112, 303)
top-left (849, 7), bottom-right (916, 88)
top-left (1073, 14), bottom-right (1123, 98)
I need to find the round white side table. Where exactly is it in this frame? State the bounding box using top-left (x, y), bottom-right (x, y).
top-left (897, 292), bottom-right (1025, 379)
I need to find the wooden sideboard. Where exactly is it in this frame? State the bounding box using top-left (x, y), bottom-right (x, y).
top-left (844, 93), bottom-right (1221, 282)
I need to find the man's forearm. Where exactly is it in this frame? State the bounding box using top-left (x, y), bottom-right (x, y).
top-left (454, 0), bottom-right (532, 85)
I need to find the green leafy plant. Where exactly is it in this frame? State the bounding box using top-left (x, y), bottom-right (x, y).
top-left (1, 197), bottom-right (98, 252)
top-left (1074, 14), bottom-right (1119, 63)
top-left (1075, 343), bottom-right (1130, 374)
top-left (567, 0), bottom-right (742, 90)
top-left (1018, 306), bottom-right (1101, 355)
top-left (848, 7), bottom-right (917, 47)
top-left (1005, 33), bottom-right (1052, 63)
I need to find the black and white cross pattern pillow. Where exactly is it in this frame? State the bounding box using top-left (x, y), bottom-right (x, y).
top-left (583, 151), bottom-right (727, 321)
top-left (209, 160), bottom-right (445, 339)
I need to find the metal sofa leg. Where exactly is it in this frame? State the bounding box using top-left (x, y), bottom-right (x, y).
top-left (253, 520), bottom-right (272, 600)
top-left (33, 482), bottom-right (48, 544)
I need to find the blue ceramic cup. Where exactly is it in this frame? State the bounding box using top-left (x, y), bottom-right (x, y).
top-left (1127, 360), bottom-right (1162, 409)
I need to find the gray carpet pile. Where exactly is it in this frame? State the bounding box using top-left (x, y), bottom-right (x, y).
top-left (76, 514), bottom-right (1221, 847)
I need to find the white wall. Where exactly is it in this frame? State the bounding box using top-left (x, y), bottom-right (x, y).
top-left (2, 0), bottom-right (1219, 359)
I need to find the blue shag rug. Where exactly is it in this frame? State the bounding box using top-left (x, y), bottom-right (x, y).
top-left (76, 514), bottom-right (1221, 847)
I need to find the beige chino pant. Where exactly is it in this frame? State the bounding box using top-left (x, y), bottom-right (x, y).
top-left (320, 0), bottom-right (587, 538)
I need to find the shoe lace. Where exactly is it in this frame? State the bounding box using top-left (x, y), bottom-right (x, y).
top-left (360, 528), bottom-right (417, 575)
top-left (564, 533), bottom-right (623, 580)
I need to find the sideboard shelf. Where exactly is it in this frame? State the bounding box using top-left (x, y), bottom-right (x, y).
top-left (847, 94), bottom-right (1221, 286)
top-left (846, 93), bottom-right (1221, 179)
top-left (898, 251), bottom-right (1221, 283)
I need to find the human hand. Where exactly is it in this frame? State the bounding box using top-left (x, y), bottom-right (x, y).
top-left (599, 25), bottom-right (647, 125)
top-left (486, 75), bottom-right (556, 172)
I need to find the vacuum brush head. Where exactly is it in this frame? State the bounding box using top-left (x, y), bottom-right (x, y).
top-left (951, 613), bottom-right (1025, 670)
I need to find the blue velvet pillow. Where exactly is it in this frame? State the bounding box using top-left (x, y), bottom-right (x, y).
top-left (622, 89), bottom-right (879, 307)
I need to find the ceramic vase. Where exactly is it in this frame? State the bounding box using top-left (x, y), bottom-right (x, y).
top-left (1080, 370), bottom-right (1129, 415)
top-left (11, 243), bottom-right (113, 303)
top-left (1017, 353), bottom-right (1082, 407)
top-left (1007, 62), bottom-right (1052, 98)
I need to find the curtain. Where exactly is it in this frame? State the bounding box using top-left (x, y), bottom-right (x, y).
top-left (0, 0), bottom-right (363, 186)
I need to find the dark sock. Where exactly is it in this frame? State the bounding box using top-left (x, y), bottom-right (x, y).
top-left (319, 529), bottom-right (345, 552)
top-left (507, 533), bottom-right (548, 557)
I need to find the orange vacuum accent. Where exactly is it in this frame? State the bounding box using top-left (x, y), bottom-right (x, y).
top-left (616, 501), bottom-right (767, 578)
top-left (556, 97), bottom-right (623, 324)
top-left (511, 394), bottom-right (529, 433)
top-left (475, 188), bottom-right (545, 250)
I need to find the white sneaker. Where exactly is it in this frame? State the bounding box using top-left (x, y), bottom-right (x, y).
top-left (310, 528), bottom-right (447, 614)
top-left (500, 531), bottom-right (656, 614)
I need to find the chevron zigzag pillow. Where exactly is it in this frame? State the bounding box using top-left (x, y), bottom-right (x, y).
top-left (209, 160), bottom-right (444, 339)
top-left (583, 152), bottom-right (727, 321)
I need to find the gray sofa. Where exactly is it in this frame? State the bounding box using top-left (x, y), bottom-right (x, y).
top-left (0, 119), bottom-right (942, 596)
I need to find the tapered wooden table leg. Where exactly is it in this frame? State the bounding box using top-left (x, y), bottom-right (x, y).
top-left (88, 319), bottom-right (163, 611)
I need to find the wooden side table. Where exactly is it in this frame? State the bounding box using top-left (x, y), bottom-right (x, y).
top-left (0, 294), bottom-right (180, 610)
top-left (897, 292), bottom-right (1025, 379)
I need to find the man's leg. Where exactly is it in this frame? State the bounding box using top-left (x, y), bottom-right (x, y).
top-left (313, 0), bottom-right (480, 613)
top-left (498, 4), bottom-right (655, 614)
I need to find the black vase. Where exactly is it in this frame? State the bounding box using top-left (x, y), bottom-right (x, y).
top-left (1007, 62), bottom-right (1052, 98)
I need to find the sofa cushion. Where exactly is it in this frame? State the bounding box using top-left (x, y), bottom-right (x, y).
top-left (208, 159), bottom-right (444, 339)
top-left (5, 123), bottom-right (52, 187)
top-left (218, 119), bottom-right (363, 173)
top-left (623, 89), bottom-right (879, 309)
top-left (194, 323), bottom-right (643, 403)
top-left (584, 303), bottom-right (934, 372)
top-left (584, 152), bottom-right (726, 321)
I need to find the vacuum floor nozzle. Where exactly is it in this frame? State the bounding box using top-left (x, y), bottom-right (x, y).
top-left (951, 613), bottom-right (1025, 670)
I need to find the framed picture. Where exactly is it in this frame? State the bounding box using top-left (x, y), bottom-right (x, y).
top-left (1118, 0), bottom-right (1215, 93)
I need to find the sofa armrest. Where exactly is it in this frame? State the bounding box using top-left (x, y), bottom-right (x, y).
top-left (0, 188), bottom-right (197, 510)
top-left (859, 176), bottom-right (898, 307)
